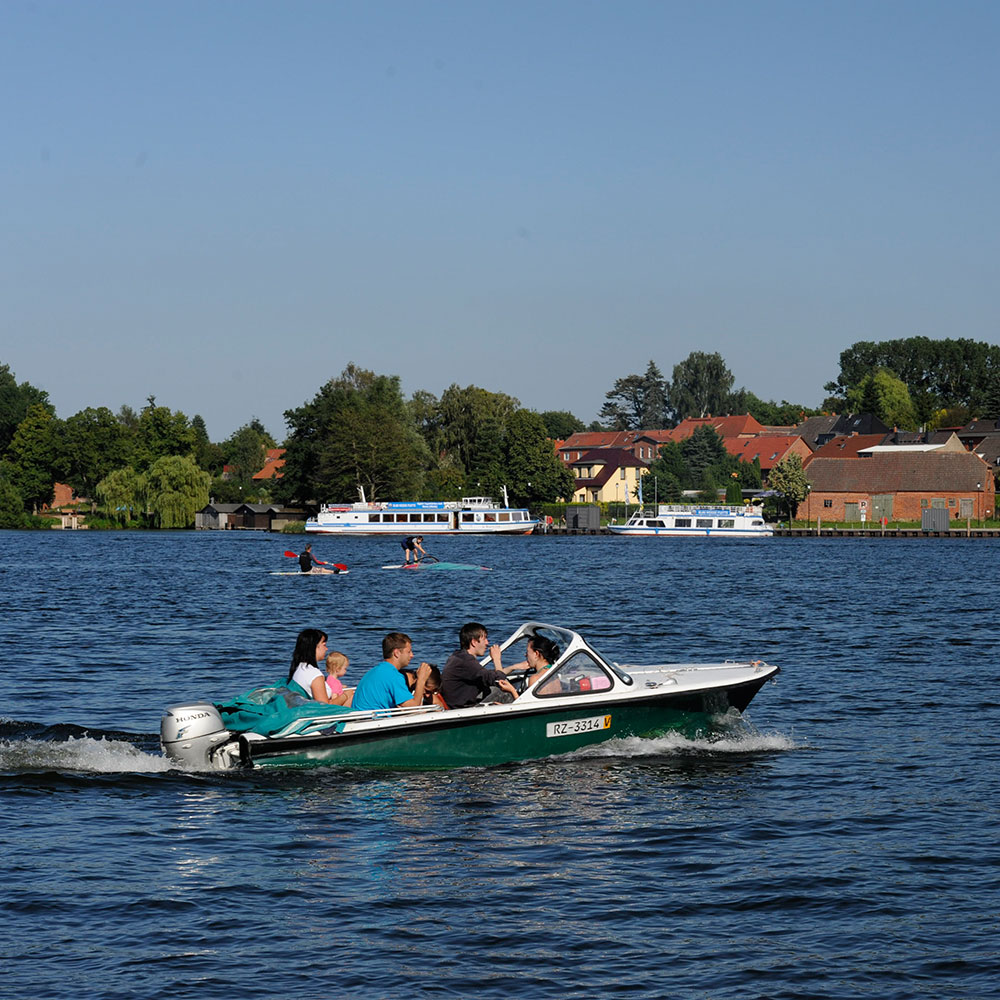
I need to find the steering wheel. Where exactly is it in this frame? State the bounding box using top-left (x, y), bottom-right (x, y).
top-left (507, 668), bottom-right (535, 695)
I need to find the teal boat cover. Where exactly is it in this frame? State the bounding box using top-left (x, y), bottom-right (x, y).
top-left (215, 679), bottom-right (353, 736)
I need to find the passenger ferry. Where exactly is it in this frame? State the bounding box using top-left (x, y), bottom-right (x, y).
top-left (607, 503), bottom-right (772, 538)
top-left (305, 488), bottom-right (538, 536)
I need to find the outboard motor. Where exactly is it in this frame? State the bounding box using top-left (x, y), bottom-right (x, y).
top-left (161, 703), bottom-right (231, 768)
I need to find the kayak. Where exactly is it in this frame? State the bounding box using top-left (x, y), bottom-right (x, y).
top-left (381, 562), bottom-right (491, 572)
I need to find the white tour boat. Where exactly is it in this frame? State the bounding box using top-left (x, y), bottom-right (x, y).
top-left (305, 487), bottom-right (539, 536)
top-left (608, 503), bottom-right (772, 538)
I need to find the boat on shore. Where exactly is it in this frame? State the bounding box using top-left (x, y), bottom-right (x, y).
top-left (160, 622), bottom-right (779, 770)
top-left (305, 487), bottom-right (538, 536)
top-left (608, 503), bottom-right (772, 538)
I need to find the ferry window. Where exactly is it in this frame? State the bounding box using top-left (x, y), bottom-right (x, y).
top-left (649, 520), bottom-right (665, 528)
top-left (461, 512), bottom-right (474, 522)
top-left (823, 499), bottom-right (832, 508)
top-left (674, 518), bottom-right (691, 527)
top-left (533, 652), bottom-right (614, 698)
top-left (423, 514), bottom-right (436, 522)
top-left (718, 518), bottom-right (735, 528)
top-left (437, 513), bottom-right (449, 523)
top-left (499, 512), bottom-right (510, 521)
top-left (512, 512), bottom-right (522, 521)
top-left (484, 513), bottom-right (496, 522)
top-left (370, 514), bottom-right (382, 522)
top-left (696, 518), bottom-right (713, 528)
top-left (395, 514), bottom-right (410, 523)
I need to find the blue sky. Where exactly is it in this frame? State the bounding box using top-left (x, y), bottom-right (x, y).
top-left (4, 0), bottom-right (999, 441)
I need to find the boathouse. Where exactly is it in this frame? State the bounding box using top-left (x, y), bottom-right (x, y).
top-left (800, 451), bottom-right (995, 523)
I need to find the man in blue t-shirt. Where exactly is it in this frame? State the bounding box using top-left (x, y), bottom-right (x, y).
top-left (352, 632), bottom-right (432, 712)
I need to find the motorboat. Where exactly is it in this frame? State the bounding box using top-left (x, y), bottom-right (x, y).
top-left (305, 486), bottom-right (538, 536)
top-left (161, 623), bottom-right (780, 770)
top-left (608, 503), bottom-right (772, 537)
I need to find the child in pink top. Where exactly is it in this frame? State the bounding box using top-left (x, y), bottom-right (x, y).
top-left (325, 650), bottom-right (353, 706)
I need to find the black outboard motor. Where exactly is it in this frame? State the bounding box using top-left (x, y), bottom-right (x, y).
top-left (160, 703), bottom-right (232, 768)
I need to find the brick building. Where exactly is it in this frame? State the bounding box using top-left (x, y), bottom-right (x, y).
top-left (800, 451), bottom-right (995, 523)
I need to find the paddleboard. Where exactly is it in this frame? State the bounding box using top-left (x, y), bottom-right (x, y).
top-left (380, 562), bottom-right (490, 571)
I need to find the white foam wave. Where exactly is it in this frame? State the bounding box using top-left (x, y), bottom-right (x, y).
top-left (0, 736), bottom-right (173, 773)
top-left (569, 729), bottom-right (799, 759)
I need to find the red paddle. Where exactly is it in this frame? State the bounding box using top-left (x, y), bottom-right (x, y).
top-left (284, 550), bottom-right (347, 571)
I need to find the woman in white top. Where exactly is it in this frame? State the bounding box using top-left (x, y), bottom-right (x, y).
top-left (288, 628), bottom-right (337, 703)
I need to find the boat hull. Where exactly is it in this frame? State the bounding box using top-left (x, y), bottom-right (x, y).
top-left (240, 676), bottom-right (771, 769)
top-left (607, 526), bottom-right (771, 537)
top-left (305, 523), bottom-right (536, 535)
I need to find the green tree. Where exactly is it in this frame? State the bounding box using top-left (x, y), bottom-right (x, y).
top-left (437, 384), bottom-right (520, 476)
top-left (408, 390), bottom-right (445, 460)
top-left (95, 467), bottom-right (146, 526)
top-left (669, 352), bottom-right (734, 420)
top-left (638, 468), bottom-right (682, 504)
top-left (847, 369), bottom-right (919, 430)
top-left (145, 455), bottom-right (211, 528)
top-left (680, 425), bottom-right (732, 485)
top-left (644, 441), bottom-right (689, 497)
top-left (725, 472), bottom-right (743, 503)
top-left (5, 402), bottom-right (58, 511)
top-left (501, 409), bottom-right (576, 505)
top-left (539, 410), bottom-right (585, 439)
top-left (0, 364), bottom-right (52, 456)
top-left (726, 388), bottom-right (819, 426)
top-left (825, 337), bottom-right (1000, 425)
top-left (599, 361), bottom-right (671, 429)
top-left (191, 415), bottom-right (225, 475)
top-left (280, 365), bottom-right (429, 503)
top-left (222, 421), bottom-right (273, 482)
top-left (134, 396), bottom-right (197, 470)
top-left (55, 407), bottom-right (134, 496)
top-left (0, 465), bottom-right (30, 527)
top-left (769, 453), bottom-right (810, 523)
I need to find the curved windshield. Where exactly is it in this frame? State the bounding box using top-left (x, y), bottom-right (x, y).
top-left (533, 651), bottom-right (615, 698)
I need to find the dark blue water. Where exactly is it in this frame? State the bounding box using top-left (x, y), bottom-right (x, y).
top-left (1, 530), bottom-right (997, 999)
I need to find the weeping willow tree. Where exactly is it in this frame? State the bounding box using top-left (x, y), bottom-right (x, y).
top-left (145, 455), bottom-right (211, 528)
top-left (96, 467), bottom-right (146, 526)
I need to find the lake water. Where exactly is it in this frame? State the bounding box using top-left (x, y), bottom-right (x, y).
top-left (1, 530), bottom-right (997, 999)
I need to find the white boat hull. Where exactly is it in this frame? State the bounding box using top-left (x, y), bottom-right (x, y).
top-left (608, 503), bottom-right (773, 538)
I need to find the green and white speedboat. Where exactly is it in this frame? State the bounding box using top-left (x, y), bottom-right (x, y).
top-left (160, 623), bottom-right (780, 770)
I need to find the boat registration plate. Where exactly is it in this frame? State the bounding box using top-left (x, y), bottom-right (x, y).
top-left (546, 715), bottom-right (611, 738)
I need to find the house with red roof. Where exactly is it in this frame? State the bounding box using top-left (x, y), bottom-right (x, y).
top-left (252, 448), bottom-right (286, 480)
top-left (670, 414), bottom-right (766, 441)
top-left (800, 450), bottom-right (994, 524)
top-left (568, 448), bottom-right (645, 504)
top-left (724, 434), bottom-right (812, 477)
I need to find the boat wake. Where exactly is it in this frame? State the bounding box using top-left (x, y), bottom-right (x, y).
top-left (0, 719), bottom-right (171, 774)
top-left (569, 727), bottom-right (799, 760)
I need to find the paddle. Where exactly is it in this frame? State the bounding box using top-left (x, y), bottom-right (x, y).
top-left (284, 550), bottom-right (348, 571)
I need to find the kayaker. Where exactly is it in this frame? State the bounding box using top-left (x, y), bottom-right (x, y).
top-left (440, 622), bottom-right (516, 708)
top-left (299, 543), bottom-right (338, 574)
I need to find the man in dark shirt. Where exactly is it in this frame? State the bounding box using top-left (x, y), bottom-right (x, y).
top-left (440, 621), bottom-right (515, 708)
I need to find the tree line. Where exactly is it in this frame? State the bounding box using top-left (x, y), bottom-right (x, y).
top-left (2, 336), bottom-right (998, 527)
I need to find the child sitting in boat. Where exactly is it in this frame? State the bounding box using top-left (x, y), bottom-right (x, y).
top-left (324, 650), bottom-right (354, 707)
top-left (403, 664), bottom-right (448, 709)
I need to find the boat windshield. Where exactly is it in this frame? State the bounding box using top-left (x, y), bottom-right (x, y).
top-left (532, 651), bottom-right (615, 698)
